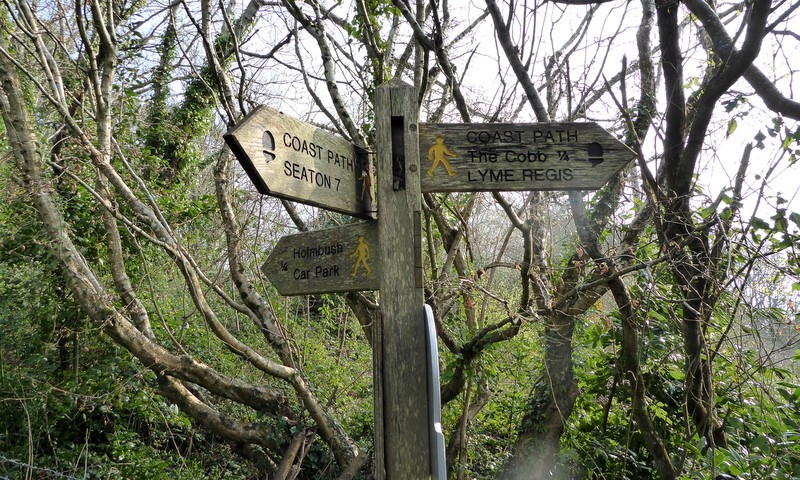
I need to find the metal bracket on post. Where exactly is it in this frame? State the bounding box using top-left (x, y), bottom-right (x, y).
top-left (425, 304), bottom-right (447, 480)
top-left (354, 145), bottom-right (377, 218)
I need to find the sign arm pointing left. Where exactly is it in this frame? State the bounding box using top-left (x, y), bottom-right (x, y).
top-left (224, 106), bottom-right (376, 219)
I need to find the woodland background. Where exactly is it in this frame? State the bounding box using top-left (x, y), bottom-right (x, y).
top-left (1, 0), bottom-right (799, 478)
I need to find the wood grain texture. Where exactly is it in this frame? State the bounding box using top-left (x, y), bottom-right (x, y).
top-left (418, 122), bottom-right (635, 192)
top-left (261, 222), bottom-right (380, 296)
top-left (224, 105), bottom-right (376, 219)
top-left (375, 78), bottom-right (431, 479)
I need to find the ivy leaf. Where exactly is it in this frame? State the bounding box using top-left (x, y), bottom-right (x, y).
top-left (751, 216), bottom-right (770, 230)
top-left (789, 211), bottom-right (800, 227)
top-left (726, 119), bottom-right (737, 137)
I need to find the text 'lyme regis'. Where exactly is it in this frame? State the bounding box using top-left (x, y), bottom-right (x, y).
top-left (419, 122), bottom-right (635, 192)
top-left (467, 168), bottom-right (573, 183)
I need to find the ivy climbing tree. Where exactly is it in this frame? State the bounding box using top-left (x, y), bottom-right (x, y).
top-left (0, 0), bottom-right (799, 478)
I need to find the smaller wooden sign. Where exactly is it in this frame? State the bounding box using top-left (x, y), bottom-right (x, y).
top-left (262, 222), bottom-right (380, 296)
top-left (418, 123), bottom-right (635, 192)
top-left (224, 106), bottom-right (375, 219)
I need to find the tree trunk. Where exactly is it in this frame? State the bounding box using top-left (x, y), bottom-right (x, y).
top-left (499, 312), bottom-right (579, 479)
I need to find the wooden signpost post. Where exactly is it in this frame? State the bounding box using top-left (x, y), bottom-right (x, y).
top-left (374, 79), bottom-right (429, 478)
top-left (225, 81), bottom-right (636, 479)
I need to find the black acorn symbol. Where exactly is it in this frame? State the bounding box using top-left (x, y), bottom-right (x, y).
top-left (587, 142), bottom-right (604, 166)
top-left (262, 130), bottom-right (276, 163)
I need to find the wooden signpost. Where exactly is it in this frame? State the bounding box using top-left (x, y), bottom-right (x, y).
top-left (224, 105), bottom-right (375, 219)
top-left (226, 82), bottom-right (636, 479)
top-left (374, 79), bottom-right (429, 479)
top-left (418, 122), bottom-right (635, 192)
top-left (261, 222), bottom-right (380, 296)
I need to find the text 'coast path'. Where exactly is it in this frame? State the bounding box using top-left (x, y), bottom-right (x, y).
top-left (418, 123), bottom-right (636, 192)
top-left (224, 105), bottom-right (375, 219)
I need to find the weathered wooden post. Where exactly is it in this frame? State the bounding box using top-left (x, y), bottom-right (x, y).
top-left (374, 78), bottom-right (430, 478)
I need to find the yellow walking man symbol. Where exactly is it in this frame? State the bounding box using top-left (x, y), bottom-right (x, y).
top-left (350, 235), bottom-right (371, 277)
top-left (427, 135), bottom-right (457, 176)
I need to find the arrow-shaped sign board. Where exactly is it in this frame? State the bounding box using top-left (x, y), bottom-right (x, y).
top-left (418, 123), bottom-right (635, 192)
top-left (224, 106), bottom-right (375, 219)
top-left (262, 222), bottom-right (380, 296)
